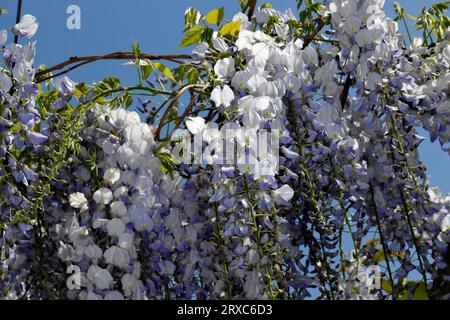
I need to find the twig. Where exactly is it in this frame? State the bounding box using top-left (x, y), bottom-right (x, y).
top-left (388, 116), bottom-right (429, 290)
top-left (35, 52), bottom-right (192, 82)
top-left (302, 19), bottom-right (326, 49)
top-left (13, 0), bottom-right (23, 45)
top-left (154, 83), bottom-right (208, 140)
top-left (340, 75), bottom-right (354, 108)
top-left (369, 181), bottom-right (397, 299)
top-left (164, 93), bottom-right (199, 142)
top-left (36, 60), bottom-right (95, 83)
top-left (247, 0), bottom-right (258, 20)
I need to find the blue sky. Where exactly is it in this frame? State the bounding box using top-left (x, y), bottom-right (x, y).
top-left (1, 0), bottom-right (449, 193)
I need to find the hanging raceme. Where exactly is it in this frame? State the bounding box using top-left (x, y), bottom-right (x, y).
top-left (0, 0), bottom-right (449, 300)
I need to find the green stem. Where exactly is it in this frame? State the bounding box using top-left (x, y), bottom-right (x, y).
top-left (243, 176), bottom-right (277, 299)
top-left (212, 202), bottom-right (232, 299)
top-left (368, 181), bottom-right (397, 300)
top-left (389, 116), bottom-right (429, 289)
top-left (286, 100), bottom-right (336, 299)
top-left (402, 16), bottom-right (413, 43)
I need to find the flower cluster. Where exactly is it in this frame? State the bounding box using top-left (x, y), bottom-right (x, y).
top-left (183, 0), bottom-right (450, 299)
top-left (1, 0), bottom-right (449, 300)
top-left (0, 14), bottom-right (46, 299)
top-left (53, 105), bottom-right (209, 300)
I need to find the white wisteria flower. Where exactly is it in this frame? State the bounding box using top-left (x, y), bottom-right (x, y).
top-left (214, 57), bottom-right (235, 79)
top-left (104, 168), bottom-right (121, 185)
top-left (55, 76), bottom-right (76, 95)
top-left (121, 273), bottom-right (141, 298)
top-left (315, 103), bottom-right (345, 139)
top-left (87, 265), bottom-right (114, 290)
top-left (93, 188), bottom-right (113, 205)
top-left (84, 245), bottom-right (103, 261)
top-left (272, 185), bottom-right (295, 204)
top-left (212, 37), bottom-right (229, 52)
top-left (0, 29), bottom-right (7, 45)
top-left (13, 14), bottom-right (39, 39)
top-left (210, 85), bottom-right (234, 108)
top-left (118, 233), bottom-right (134, 250)
top-left (69, 192), bottom-right (88, 212)
top-left (104, 291), bottom-right (125, 300)
top-left (110, 201), bottom-right (128, 218)
top-left (0, 72), bottom-right (13, 93)
top-left (104, 246), bottom-right (131, 268)
top-left (186, 116), bottom-right (206, 135)
top-left (106, 218), bottom-right (126, 237)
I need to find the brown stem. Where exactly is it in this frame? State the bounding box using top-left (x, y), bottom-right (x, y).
top-left (36, 60), bottom-right (94, 83)
top-left (13, 0), bottom-right (23, 45)
top-left (35, 52), bottom-right (192, 82)
top-left (165, 94), bottom-right (199, 141)
top-left (340, 75), bottom-right (354, 109)
top-left (154, 84), bottom-right (208, 140)
top-left (302, 19), bottom-right (326, 49)
top-left (247, 0), bottom-right (258, 20)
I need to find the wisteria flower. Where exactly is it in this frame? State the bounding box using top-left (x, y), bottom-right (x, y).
top-left (210, 85), bottom-right (234, 108)
top-left (69, 192), bottom-right (88, 212)
top-left (272, 185), bottom-right (294, 205)
top-left (93, 188), bottom-right (114, 205)
top-left (13, 14), bottom-right (39, 39)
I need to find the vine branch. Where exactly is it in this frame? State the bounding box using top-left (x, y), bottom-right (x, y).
top-left (13, 0), bottom-right (23, 45)
top-left (302, 18), bottom-right (326, 49)
top-left (154, 83), bottom-right (208, 141)
top-left (35, 52), bottom-right (192, 83)
top-left (247, 0), bottom-right (258, 20)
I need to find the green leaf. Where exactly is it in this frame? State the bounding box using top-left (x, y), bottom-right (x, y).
top-left (153, 62), bottom-right (176, 82)
top-left (109, 92), bottom-right (133, 110)
top-left (157, 152), bottom-right (175, 177)
top-left (443, 16), bottom-right (450, 27)
top-left (310, 2), bottom-right (324, 14)
top-left (131, 41), bottom-right (141, 59)
top-left (123, 93), bottom-right (133, 109)
top-left (180, 25), bottom-right (204, 48)
top-left (219, 20), bottom-right (241, 37)
top-left (399, 281), bottom-right (428, 300)
top-left (78, 83), bottom-right (90, 95)
top-left (173, 63), bottom-right (199, 84)
top-left (202, 26), bottom-right (215, 44)
top-left (96, 97), bottom-right (107, 105)
top-left (411, 282), bottom-right (428, 300)
top-left (381, 279), bottom-right (393, 294)
top-left (96, 77), bottom-right (121, 91)
top-left (73, 88), bottom-right (84, 97)
top-left (184, 7), bottom-right (201, 32)
top-left (188, 69), bottom-right (199, 84)
top-left (260, 3), bottom-right (273, 9)
top-left (299, 9), bottom-right (311, 22)
top-left (431, 2), bottom-right (450, 14)
top-left (205, 8), bottom-right (224, 25)
top-left (141, 64), bottom-right (153, 80)
top-left (373, 248), bottom-right (405, 263)
top-left (239, 0), bottom-right (250, 12)
top-left (362, 238), bottom-right (380, 247)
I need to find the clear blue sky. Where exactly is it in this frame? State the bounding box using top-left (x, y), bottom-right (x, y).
top-left (1, 0), bottom-right (449, 193)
